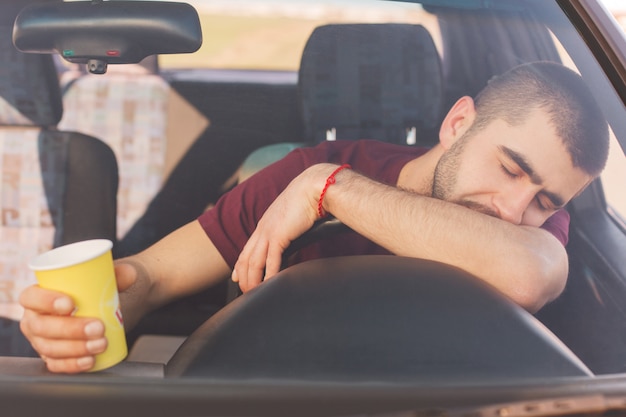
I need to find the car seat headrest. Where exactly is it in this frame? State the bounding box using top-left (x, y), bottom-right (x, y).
top-left (298, 23), bottom-right (444, 146)
top-left (0, 22), bottom-right (63, 127)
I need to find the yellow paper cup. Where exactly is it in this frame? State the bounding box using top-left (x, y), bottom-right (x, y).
top-left (28, 239), bottom-right (127, 372)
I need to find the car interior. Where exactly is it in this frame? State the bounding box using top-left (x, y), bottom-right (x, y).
top-left (1, 0), bottom-right (626, 385)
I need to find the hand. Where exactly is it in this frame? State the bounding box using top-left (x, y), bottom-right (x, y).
top-left (19, 262), bottom-right (137, 373)
top-left (232, 163), bottom-right (339, 292)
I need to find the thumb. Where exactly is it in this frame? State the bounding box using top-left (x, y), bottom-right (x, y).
top-left (113, 262), bottom-right (138, 292)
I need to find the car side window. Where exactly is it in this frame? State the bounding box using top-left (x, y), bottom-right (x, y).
top-left (548, 31), bottom-right (626, 224)
top-left (598, 5), bottom-right (626, 223)
top-left (602, 134), bottom-right (626, 223)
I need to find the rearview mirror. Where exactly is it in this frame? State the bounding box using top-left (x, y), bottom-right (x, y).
top-left (12, 0), bottom-right (202, 74)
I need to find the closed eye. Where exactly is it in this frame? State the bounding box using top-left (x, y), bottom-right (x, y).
top-left (535, 196), bottom-right (548, 211)
top-left (535, 194), bottom-right (557, 212)
top-left (500, 164), bottom-right (519, 179)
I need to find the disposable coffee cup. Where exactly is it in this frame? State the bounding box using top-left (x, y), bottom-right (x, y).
top-left (28, 239), bottom-right (127, 372)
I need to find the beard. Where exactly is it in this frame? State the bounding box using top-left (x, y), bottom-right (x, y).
top-left (431, 134), bottom-right (466, 201)
top-left (431, 135), bottom-right (500, 219)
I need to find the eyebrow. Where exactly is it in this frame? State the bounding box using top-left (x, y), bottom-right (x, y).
top-left (499, 145), bottom-right (565, 208)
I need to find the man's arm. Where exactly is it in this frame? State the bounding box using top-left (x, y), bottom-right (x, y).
top-left (233, 164), bottom-right (568, 313)
top-left (20, 220), bottom-right (230, 373)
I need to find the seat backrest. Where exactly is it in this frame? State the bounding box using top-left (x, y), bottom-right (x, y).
top-left (0, 21), bottom-right (118, 323)
top-left (299, 23), bottom-right (443, 146)
top-left (238, 23), bottom-right (444, 183)
top-left (58, 59), bottom-right (209, 251)
top-left (58, 65), bottom-right (172, 239)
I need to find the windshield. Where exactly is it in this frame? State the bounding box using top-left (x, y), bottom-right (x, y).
top-left (3, 0), bottom-right (626, 416)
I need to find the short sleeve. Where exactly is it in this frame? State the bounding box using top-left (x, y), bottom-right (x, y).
top-left (540, 209), bottom-right (570, 246)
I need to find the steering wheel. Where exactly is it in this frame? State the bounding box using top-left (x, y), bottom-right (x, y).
top-left (170, 255), bottom-right (593, 380)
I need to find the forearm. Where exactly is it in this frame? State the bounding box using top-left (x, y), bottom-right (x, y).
top-left (117, 221), bottom-right (231, 329)
top-left (320, 166), bottom-right (568, 312)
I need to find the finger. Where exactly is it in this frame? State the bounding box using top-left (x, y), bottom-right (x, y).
top-left (44, 356), bottom-right (97, 374)
top-left (232, 226), bottom-right (262, 284)
top-left (251, 239), bottom-right (274, 291)
top-left (21, 313), bottom-right (105, 341)
top-left (240, 239), bottom-right (270, 293)
top-left (29, 334), bottom-right (107, 360)
top-left (232, 252), bottom-right (248, 284)
top-left (19, 285), bottom-right (75, 315)
top-left (233, 228), bottom-right (264, 287)
top-left (264, 243), bottom-right (286, 280)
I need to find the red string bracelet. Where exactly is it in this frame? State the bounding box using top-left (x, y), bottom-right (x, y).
top-left (317, 164), bottom-right (351, 218)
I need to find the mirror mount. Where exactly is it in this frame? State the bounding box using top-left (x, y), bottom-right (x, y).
top-left (12, 0), bottom-right (202, 74)
top-left (88, 59), bottom-right (107, 75)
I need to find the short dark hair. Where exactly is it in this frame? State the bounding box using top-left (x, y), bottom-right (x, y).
top-left (469, 61), bottom-right (609, 177)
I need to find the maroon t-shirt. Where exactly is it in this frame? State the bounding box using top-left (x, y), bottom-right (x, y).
top-left (198, 140), bottom-right (570, 269)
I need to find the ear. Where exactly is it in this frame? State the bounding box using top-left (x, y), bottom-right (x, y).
top-left (439, 96), bottom-right (477, 150)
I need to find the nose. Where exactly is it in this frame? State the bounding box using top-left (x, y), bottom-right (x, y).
top-left (493, 188), bottom-right (535, 225)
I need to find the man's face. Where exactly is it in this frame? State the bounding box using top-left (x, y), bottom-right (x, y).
top-left (432, 107), bottom-right (593, 227)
